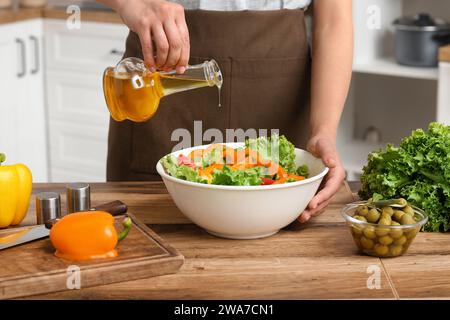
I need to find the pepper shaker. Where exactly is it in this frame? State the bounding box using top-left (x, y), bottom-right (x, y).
top-left (36, 192), bottom-right (62, 225)
top-left (66, 182), bottom-right (91, 213)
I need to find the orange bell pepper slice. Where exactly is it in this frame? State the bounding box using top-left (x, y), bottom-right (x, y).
top-left (286, 174), bottom-right (305, 181)
top-left (198, 164), bottom-right (224, 183)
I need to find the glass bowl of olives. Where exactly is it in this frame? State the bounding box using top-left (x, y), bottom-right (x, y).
top-left (342, 199), bottom-right (428, 258)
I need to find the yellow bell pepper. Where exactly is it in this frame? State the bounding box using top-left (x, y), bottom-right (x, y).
top-left (0, 153), bottom-right (32, 228)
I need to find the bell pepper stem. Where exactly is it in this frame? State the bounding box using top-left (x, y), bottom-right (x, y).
top-left (118, 217), bottom-right (132, 242)
top-left (0, 153), bottom-right (5, 165)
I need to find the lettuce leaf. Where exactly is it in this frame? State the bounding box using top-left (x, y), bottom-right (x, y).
top-left (201, 147), bottom-right (223, 168)
top-left (161, 155), bottom-right (178, 177)
top-left (161, 155), bottom-right (207, 184)
top-left (359, 122), bottom-right (450, 232)
top-left (212, 166), bottom-right (263, 186)
top-left (246, 134), bottom-right (309, 176)
top-left (246, 134), bottom-right (297, 173)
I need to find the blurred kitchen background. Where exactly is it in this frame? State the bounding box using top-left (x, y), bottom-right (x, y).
top-left (1, 0), bottom-right (449, 182)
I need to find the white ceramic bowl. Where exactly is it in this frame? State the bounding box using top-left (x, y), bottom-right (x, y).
top-left (156, 143), bottom-right (329, 239)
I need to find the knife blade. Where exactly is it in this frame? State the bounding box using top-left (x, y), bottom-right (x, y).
top-left (0, 200), bottom-right (128, 250)
top-left (0, 225), bottom-right (49, 250)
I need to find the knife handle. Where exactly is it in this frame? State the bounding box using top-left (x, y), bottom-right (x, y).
top-left (92, 200), bottom-right (128, 216)
top-left (45, 200), bottom-right (128, 229)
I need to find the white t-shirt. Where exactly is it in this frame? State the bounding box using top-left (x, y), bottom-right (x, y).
top-left (169, 0), bottom-right (312, 10)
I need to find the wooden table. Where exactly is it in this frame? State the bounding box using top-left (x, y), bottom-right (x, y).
top-left (20, 182), bottom-right (450, 299)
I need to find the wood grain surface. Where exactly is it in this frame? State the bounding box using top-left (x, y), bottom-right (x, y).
top-left (5, 181), bottom-right (450, 299)
top-left (0, 211), bottom-right (184, 299)
top-left (0, 7), bottom-right (42, 24)
top-left (44, 7), bottom-right (122, 24)
top-left (0, 6), bottom-right (122, 25)
top-left (440, 45), bottom-right (450, 63)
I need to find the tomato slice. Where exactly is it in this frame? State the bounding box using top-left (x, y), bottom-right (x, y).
top-left (177, 154), bottom-right (196, 168)
top-left (261, 177), bottom-right (275, 185)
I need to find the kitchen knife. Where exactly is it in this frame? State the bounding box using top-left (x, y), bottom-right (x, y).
top-left (0, 225), bottom-right (50, 250)
top-left (0, 200), bottom-right (128, 250)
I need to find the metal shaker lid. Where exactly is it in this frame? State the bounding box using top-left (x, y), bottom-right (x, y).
top-left (66, 182), bottom-right (91, 213)
top-left (36, 192), bottom-right (61, 225)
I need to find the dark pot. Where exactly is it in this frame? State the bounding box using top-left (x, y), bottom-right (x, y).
top-left (393, 13), bottom-right (450, 67)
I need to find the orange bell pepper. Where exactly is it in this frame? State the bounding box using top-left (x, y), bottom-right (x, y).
top-left (50, 211), bottom-right (132, 261)
top-left (199, 164), bottom-right (224, 183)
top-left (286, 174), bottom-right (305, 181)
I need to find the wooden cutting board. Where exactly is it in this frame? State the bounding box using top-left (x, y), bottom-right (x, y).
top-left (0, 213), bottom-right (184, 299)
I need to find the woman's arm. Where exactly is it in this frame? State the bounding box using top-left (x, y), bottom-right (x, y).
top-left (300, 0), bottom-right (353, 222)
top-left (98, 0), bottom-right (190, 73)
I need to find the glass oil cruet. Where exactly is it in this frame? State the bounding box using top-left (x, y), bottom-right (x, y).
top-left (103, 57), bottom-right (223, 122)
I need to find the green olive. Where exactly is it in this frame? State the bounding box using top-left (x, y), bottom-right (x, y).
top-left (393, 235), bottom-right (407, 246)
top-left (390, 245), bottom-right (403, 256)
top-left (405, 228), bottom-right (419, 239)
top-left (363, 226), bottom-right (377, 239)
top-left (382, 206), bottom-right (394, 216)
top-left (360, 207), bottom-right (369, 217)
top-left (392, 210), bottom-right (405, 222)
top-left (352, 225), bottom-right (363, 236)
top-left (389, 222), bottom-right (403, 238)
top-left (381, 212), bottom-right (392, 222)
top-left (400, 214), bottom-right (415, 225)
top-left (403, 239), bottom-right (413, 248)
top-left (403, 205), bottom-right (414, 215)
top-left (378, 217), bottom-right (392, 226)
top-left (360, 236), bottom-right (375, 249)
top-left (374, 244), bottom-right (389, 256)
top-left (353, 215), bottom-right (367, 222)
top-left (367, 208), bottom-right (380, 223)
top-left (356, 205), bottom-right (369, 217)
top-left (375, 227), bottom-right (390, 237)
top-left (378, 235), bottom-right (394, 245)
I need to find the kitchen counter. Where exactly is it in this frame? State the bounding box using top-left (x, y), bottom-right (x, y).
top-left (440, 45), bottom-right (450, 63)
top-left (14, 181), bottom-right (450, 299)
top-left (0, 7), bottom-right (42, 24)
top-left (44, 6), bottom-right (122, 24)
top-left (0, 5), bottom-right (122, 25)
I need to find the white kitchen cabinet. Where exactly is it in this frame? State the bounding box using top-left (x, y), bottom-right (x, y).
top-left (340, 0), bottom-right (450, 180)
top-left (437, 62), bottom-right (450, 125)
top-left (44, 19), bottom-right (128, 182)
top-left (0, 20), bottom-right (48, 182)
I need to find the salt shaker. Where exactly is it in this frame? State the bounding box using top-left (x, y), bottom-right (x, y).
top-left (36, 192), bottom-right (62, 225)
top-left (66, 182), bottom-right (91, 213)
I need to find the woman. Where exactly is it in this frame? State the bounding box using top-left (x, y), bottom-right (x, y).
top-left (99, 0), bottom-right (353, 223)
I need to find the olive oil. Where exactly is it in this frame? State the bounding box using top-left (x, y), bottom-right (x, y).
top-left (103, 58), bottom-right (222, 122)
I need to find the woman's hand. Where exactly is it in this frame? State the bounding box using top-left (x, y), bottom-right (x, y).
top-left (298, 135), bottom-right (346, 223)
top-left (100, 0), bottom-right (190, 73)
top-left (298, 0), bottom-right (353, 223)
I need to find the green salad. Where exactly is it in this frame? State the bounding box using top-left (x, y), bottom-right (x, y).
top-left (161, 134), bottom-right (309, 186)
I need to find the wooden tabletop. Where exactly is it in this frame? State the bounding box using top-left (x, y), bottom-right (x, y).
top-left (0, 6), bottom-right (121, 25)
top-left (0, 7), bottom-right (42, 24)
top-left (17, 181), bottom-right (450, 299)
top-left (440, 45), bottom-right (450, 63)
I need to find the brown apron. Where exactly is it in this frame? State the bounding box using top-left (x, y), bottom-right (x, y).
top-left (107, 9), bottom-right (311, 181)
